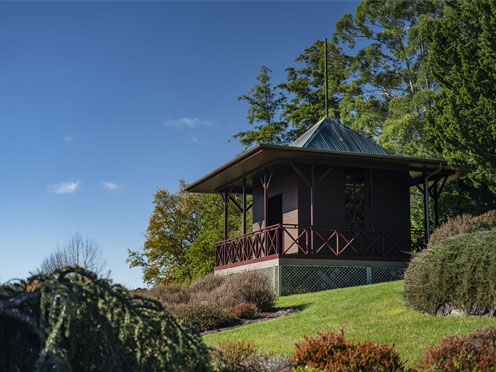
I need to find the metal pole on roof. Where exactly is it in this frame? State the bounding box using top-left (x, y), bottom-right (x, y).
top-left (242, 178), bottom-right (247, 235)
top-left (325, 37), bottom-right (329, 118)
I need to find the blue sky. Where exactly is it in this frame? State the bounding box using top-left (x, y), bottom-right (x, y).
top-left (0, 1), bottom-right (358, 288)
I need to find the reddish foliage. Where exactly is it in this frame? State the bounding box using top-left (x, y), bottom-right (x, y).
top-left (228, 303), bottom-right (258, 319)
top-left (291, 329), bottom-right (405, 372)
top-left (417, 327), bottom-right (496, 372)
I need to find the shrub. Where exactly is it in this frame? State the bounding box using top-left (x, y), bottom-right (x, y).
top-left (211, 339), bottom-right (258, 372)
top-left (211, 339), bottom-right (292, 372)
top-left (137, 271), bottom-right (275, 311)
top-left (291, 329), bottom-right (404, 372)
top-left (228, 303), bottom-right (258, 319)
top-left (133, 282), bottom-right (190, 305)
top-left (134, 271), bottom-right (276, 331)
top-left (0, 267), bottom-right (211, 372)
top-left (417, 327), bottom-right (496, 371)
top-left (220, 271), bottom-right (276, 311)
top-left (172, 303), bottom-right (237, 332)
top-left (189, 273), bottom-right (226, 294)
top-left (429, 209), bottom-right (496, 247)
top-left (404, 230), bottom-right (496, 315)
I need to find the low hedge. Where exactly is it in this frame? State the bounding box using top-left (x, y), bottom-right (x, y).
top-left (172, 303), bottom-right (238, 332)
top-left (404, 230), bottom-right (496, 315)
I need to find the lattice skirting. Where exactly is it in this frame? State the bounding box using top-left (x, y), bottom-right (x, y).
top-left (253, 264), bottom-right (405, 296)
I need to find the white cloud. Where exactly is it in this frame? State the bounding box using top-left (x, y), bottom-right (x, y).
top-left (164, 117), bottom-right (213, 128)
top-left (49, 180), bottom-right (80, 194)
top-left (63, 136), bottom-right (75, 144)
top-left (102, 181), bottom-right (121, 190)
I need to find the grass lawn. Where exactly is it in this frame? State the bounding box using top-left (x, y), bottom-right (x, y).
top-left (203, 280), bottom-right (496, 365)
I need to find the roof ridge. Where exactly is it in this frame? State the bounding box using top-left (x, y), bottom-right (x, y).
top-left (299, 117), bottom-right (326, 147)
top-left (290, 116), bottom-right (396, 156)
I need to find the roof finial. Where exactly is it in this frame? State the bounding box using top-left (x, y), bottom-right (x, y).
top-left (324, 37), bottom-right (329, 118)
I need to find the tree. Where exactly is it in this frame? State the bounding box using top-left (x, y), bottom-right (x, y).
top-left (426, 0), bottom-right (496, 192)
top-left (233, 65), bottom-right (287, 148)
top-left (329, 0), bottom-right (444, 156)
top-left (278, 39), bottom-right (347, 139)
top-left (39, 233), bottom-right (109, 278)
top-left (0, 267), bottom-right (210, 371)
top-left (234, 1), bottom-right (445, 156)
top-left (127, 181), bottom-right (245, 285)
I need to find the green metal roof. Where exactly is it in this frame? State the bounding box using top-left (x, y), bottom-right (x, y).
top-left (291, 117), bottom-right (395, 156)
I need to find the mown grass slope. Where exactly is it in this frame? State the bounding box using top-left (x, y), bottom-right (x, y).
top-left (203, 280), bottom-right (496, 364)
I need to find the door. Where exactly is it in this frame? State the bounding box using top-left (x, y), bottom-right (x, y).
top-left (267, 194), bottom-right (283, 226)
top-left (267, 194), bottom-right (283, 254)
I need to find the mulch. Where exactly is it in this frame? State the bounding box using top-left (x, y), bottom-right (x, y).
top-left (201, 307), bottom-right (301, 335)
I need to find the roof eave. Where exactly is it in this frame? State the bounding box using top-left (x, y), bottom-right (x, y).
top-left (185, 144), bottom-right (461, 194)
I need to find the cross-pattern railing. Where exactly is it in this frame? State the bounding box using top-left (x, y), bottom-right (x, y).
top-left (215, 224), bottom-right (422, 268)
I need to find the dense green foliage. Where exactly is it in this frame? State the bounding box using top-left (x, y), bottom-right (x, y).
top-left (235, 0), bottom-right (443, 156)
top-left (128, 181), bottom-right (249, 284)
top-left (0, 267), bottom-right (210, 372)
top-left (426, 0), bottom-right (496, 192)
top-left (233, 65), bottom-right (287, 148)
top-left (404, 230), bottom-right (496, 315)
top-left (292, 329), bottom-right (405, 372)
top-left (417, 326), bottom-right (496, 372)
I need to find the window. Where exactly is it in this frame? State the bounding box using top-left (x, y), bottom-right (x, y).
top-left (344, 169), bottom-right (367, 229)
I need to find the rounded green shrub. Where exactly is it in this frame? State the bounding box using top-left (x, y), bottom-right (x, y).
top-left (404, 230), bottom-right (496, 315)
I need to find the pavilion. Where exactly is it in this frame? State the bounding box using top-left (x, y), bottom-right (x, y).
top-left (186, 117), bottom-right (461, 295)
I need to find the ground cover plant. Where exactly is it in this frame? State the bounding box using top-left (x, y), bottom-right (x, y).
top-left (0, 266), bottom-right (211, 372)
top-left (405, 230), bottom-right (496, 315)
top-left (133, 271), bottom-right (276, 332)
top-left (203, 280), bottom-right (496, 364)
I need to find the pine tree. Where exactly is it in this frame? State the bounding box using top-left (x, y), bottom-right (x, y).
top-left (233, 65), bottom-right (287, 148)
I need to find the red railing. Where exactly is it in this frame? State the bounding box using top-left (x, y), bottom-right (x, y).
top-left (214, 224), bottom-right (422, 268)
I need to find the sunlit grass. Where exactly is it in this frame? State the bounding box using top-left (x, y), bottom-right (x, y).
top-left (203, 280), bottom-right (496, 364)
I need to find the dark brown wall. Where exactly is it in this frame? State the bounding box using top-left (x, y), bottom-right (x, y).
top-left (295, 165), bottom-right (410, 232)
top-left (252, 164), bottom-right (298, 230)
top-left (251, 163), bottom-right (411, 255)
top-left (298, 165), bottom-right (345, 228)
top-left (251, 164), bottom-right (299, 253)
top-left (370, 169), bottom-right (410, 231)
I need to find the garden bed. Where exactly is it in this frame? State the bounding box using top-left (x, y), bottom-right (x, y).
top-left (202, 306), bottom-right (301, 335)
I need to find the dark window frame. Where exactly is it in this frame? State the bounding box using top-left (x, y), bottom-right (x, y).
top-left (344, 168), bottom-right (369, 229)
